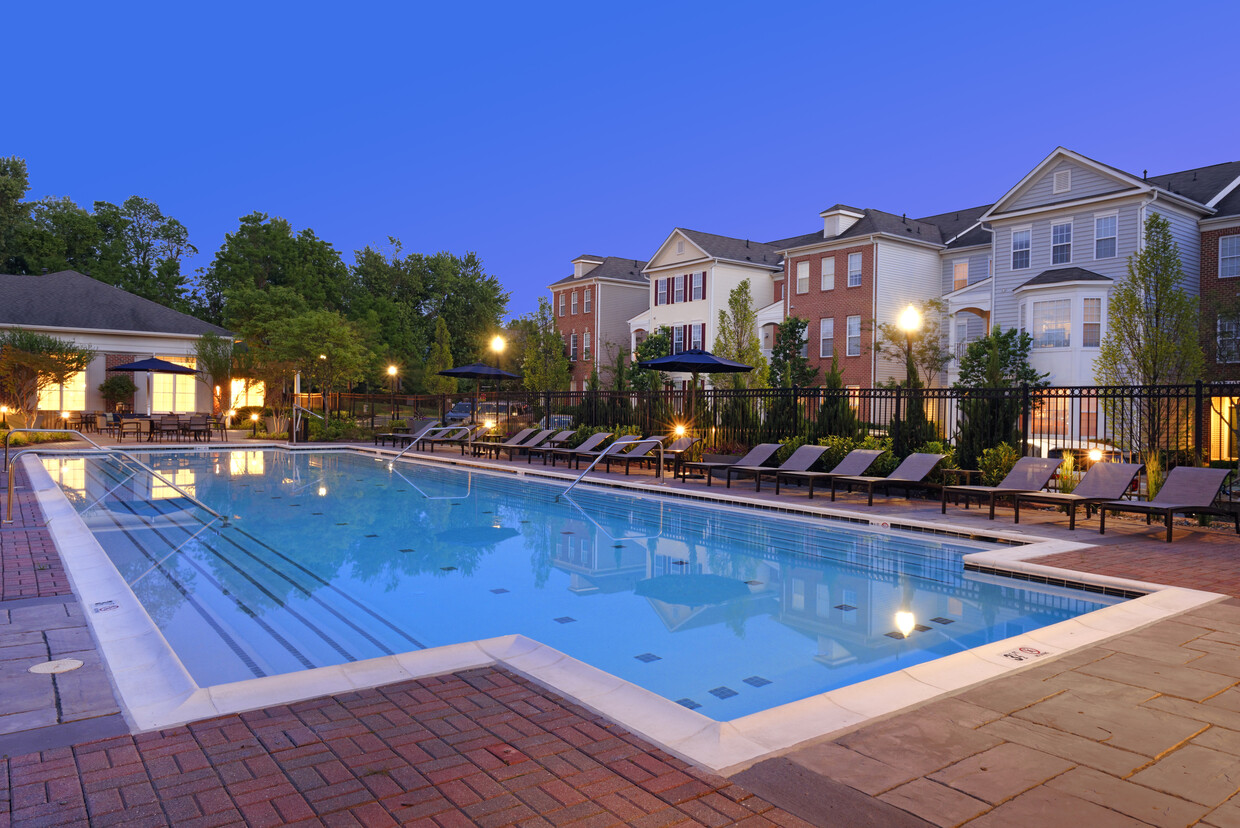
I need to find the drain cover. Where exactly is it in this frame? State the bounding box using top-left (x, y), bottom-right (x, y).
top-left (29, 658), bottom-right (84, 675)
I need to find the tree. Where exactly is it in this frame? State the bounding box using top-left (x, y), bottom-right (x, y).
top-left (769, 316), bottom-right (817, 388)
top-left (267, 311), bottom-right (373, 418)
top-left (194, 333), bottom-right (235, 414)
top-left (11, 197), bottom-right (102, 277)
top-left (92, 196), bottom-right (197, 310)
top-left (425, 317), bottom-right (458, 395)
top-left (1095, 213), bottom-right (1205, 476)
top-left (520, 298), bottom-right (570, 393)
top-left (710, 279), bottom-right (768, 389)
top-left (0, 156), bottom-right (30, 270)
top-left (0, 329), bottom-right (96, 427)
top-left (874, 298), bottom-right (953, 387)
top-left (816, 353), bottom-right (860, 439)
top-left (630, 327), bottom-right (671, 392)
top-left (953, 327), bottom-right (1048, 470)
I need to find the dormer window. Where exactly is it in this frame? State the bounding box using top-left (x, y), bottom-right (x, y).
top-left (1053, 169), bottom-right (1071, 194)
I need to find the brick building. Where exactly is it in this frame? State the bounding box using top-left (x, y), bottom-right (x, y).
top-left (549, 255), bottom-right (648, 390)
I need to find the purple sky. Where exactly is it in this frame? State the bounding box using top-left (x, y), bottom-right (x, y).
top-left (10, 2), bottom-right (1239, 319)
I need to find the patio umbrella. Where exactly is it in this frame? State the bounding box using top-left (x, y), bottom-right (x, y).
top-left (633, 573), bottom-right (750, 608)
top-left (437, 363), bottom-right (523, 432)
top-left (635, 349), bottom-right (752, 428)
top-left (108, 357), bottom-right (198, 416)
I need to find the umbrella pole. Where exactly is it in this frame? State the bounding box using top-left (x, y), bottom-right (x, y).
top-left (147, 371), bottom-right (153, 417)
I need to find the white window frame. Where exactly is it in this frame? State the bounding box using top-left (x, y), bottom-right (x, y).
top-left (1083, 296), bottom-right (1102, 348)
top-left (796, 260), bottom-right (809, 294)
top-left (656, 279), bottom-right (667, 305)
top-left (1094, 213), bottom-right (1118, 260)
top-left (952, 261), bottom-right (969, 291)
top-left (819, 318), bottom-right (834, 358)
top-left (846, 315), bottom-right (861, 357)
top-left (674, 274), bottom-right (685, 303)
top-left (571, 291), bottom-right (578, 314)
top-left (672, 326), bottom-right (684, 354)
top-left (690, 323), bottom-right (703, 350)
top-left (569, 332), bottom-right (577, 361)
top-left (1221, 235), bottom-right (1240, 279)
top-left (558, 293), bottom-right (565, 316)
top-left (821, 257), bottom-right (834, 291)
top-left (1051, 221), bottom-right (1072, 265)
top-left (583, 287), bottom-right (591, 314)
top-left (1218, 316), bottom-right (1240, 363)
top-left (583, 331), bottom-right (591, 360)
top-left (692, 271), bottom-right (704, 301)
top-left (1031, 298), bottom-right (1071, 348)
top-left (1012, 226), bottom-right (1031, 270)
top-left (847, 253), bottom-right (862, 287)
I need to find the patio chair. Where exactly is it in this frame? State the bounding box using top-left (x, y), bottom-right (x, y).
top-left (1012, 462), bottom-right (1143, 530)
top-left (471, 427), bottom-right (537, 458)
top-left (1098, 466), bottom-right (1237, 542)
top-left (186, 414), bottom-right (211, 441)
top-left (157, 415), bottom-right (182, 442)
top-left (661, 436), bottom-right (701, 479)
top-left (418, 425), bottom-right (471, 451)
top-left (829, 453), bottom-right (947, 506)
top-left (117, 419), bottom-right (144, 442)
top-left (774, 449), bottom-right (886, 498)
top-left (483, 428), bottom-right (556, 461)
top-left (682, 443), bottom-right (781, 487)
top-left (940, 456), bottom-right (1062, 520)
top-left (545, 432), bottom-right (612, 468)
top-left (525, 430), bottom-right (577, 464)
top-left (726, 444), bottom-right (829, 492)
top-left (604, 437), bottom-right (669, 475)
top-left (570, 434), bottom-right (645, 469)
top-left (375, 417), bottom-right (438, 447)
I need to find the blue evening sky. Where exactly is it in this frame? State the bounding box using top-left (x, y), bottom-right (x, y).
top-left (10, 1), bottom-right (1239, 319)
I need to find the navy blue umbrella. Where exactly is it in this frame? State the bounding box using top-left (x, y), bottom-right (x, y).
top-left (636, 349), bottom-right (752, 428)
top-left (437, 363), bottom-right (522, 380)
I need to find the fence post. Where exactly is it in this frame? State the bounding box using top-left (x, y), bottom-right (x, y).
top-left (1195, 379), bottom-right (1205, 465)
top-left (1020, 382), bottom-right (1031, 457)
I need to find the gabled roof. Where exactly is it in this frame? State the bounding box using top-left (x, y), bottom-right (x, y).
top-left (914, 204), bottom-right (993, 245)
top-left (550, 256), bottom-right (649, 287)
top-left (676, 228), bottom-right (783, 269)
top-left (1146, 160), bottom-right (1240, 207)
top-left (1016, 267), bottom-right (1112, 290)
top-left (984, 147), bottom-right (1147, 219)
top-left (0, 270), bottom-right (230, 337)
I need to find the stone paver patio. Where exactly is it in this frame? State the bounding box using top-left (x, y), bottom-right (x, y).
top-left (3, 435), bottom-right (1240, 826)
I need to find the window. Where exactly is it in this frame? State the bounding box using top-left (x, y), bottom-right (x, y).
top-left (799, 336), bottom-right (808, 358)
top-left (819, 318), bottom-right (834, 358)
top-left (571, 291), bottom-right (578, 314)
top-left (1012, 228), bottom-right (1031, 269)
top-left (569, 333), bottom-right (577, 361)
top-left (229, 379), bottom-right (265, 409)
top-left (558, 293), bottom-right (565, 316)
top-left (1053, 169), bottom-right (1071, 194)
top-left (953, 261), bottom-right (969, 291)
top-left (1222, 236), bottom-right (1240, 278)
top-left (690, 323), bottom-right (703, 350)
top-left (1052, 221), bottom-right (1072, 265)
top-left (692, 271), bottom-right (704, 300)
top-left (37, 370), bottom-right (87, 413)
top-left (583, 331), bottom-right (591, 360)
top-left (796, 261), bottom-right (809, 294)
top-left (846, 315), bottom-right (861, 356)
top-left (1019, 303), bottom-right (1026, 334)
top-left (152, 356), bottom-right (198, 413)
top-left (1218, 317), bottom-right (1240, 363)
top-left (821, 257), bottom-right (834, 291)
top-left (672, 326), bottom-right (684, 354)
top-left (1080, 392), bottom-right (1098, 438)
top-left (847, 253), bottom-right (862, 287)
top-left (674, 274), bottom-right (685, 303)
top-left (1095, 214), bottom-right (1117, 259)
top-left (1083, 297), bottom-right (1101, 347)
top-left (656, 279), bottom-right (667, 305)
top-left (1031, 299), bottom-right (1071, 348)
top-left (583, 288), bottom-right (591, 314)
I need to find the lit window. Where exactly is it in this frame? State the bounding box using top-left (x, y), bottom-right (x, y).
top-left (571, 291), bottom-right (578, 314)
top-left (1012, 228), bottom-right (1031, 269)
top-left (656, 279), bottom-right (667, 305)
top-left (583, 288), bottom-right (591, 313)
top-left (953, 261), bottom-right (969, 291)
top-left (152, 356), bottom-right (197, 413)
top-left (229, 379), bottom-right (265, 409)
top-left (1095, 215), bottom-right (1117, 259)
top-left (692, 272), bottom-right (704, 300)
top-left (673, 326), bottom-right (684, 354)
top-left (796, 261), bottom-right (809, 294)
top-left (583, 331), bottom-right (591, 360)
top-left (1221, 236), bottom-right (1240, 278)
top-left (674, 274), bottom-right (685, 303)
top-left (1218, 317), bottom-right (1240, 363)
top-left (1052, 222), bottom-right (1072, 265)
top-left (1079, 393), bottom-right (1098, 438)
top-left (821, 257), bottom-right (834, 291)
top-left (1031, 300), bottom-right (1070, 348)
top-left (846, 315), bottom-right (861, 356)
top-left (1083, 298), bottom-right (1102, 347)
top-left (848, 253), bottom-right (862, 287)
top-left (38, 370), bottom-right (87, 413)
top-left (819, 318), bottom-right (834, 358)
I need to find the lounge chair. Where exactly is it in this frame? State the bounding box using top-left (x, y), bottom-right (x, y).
top-left (422, 424), bottom-right (488, 453)
top-left (683, 443), bottom-right (781, 487)
top-left (526, 430), bottom-right (576, 464)
top-left (829, 453), bottom-right (946, 506)
top-left (940, 456), bottom-right (1062, 520)
top-left (471, 427), bottom-right (537, 458)
top-left (571, 434), bottom-right (643, 469)
top-left (545, 432), bottom-right (612, 468)
top-left (775, 449), bottom-right (886, 498)
top-left (1012, 462), bottom-right (1143, 529)
top-left (481, 428), bottom-right (556, 461)
top-left (604, 438), bottom-right (670, 475)
top-left (1098, 466), bottom-right (1237, 542)
top-left (661, 436), bottom-right (701, 479)
top-left (726, 444), bottom-right (829, 492)
top-left (375, 417), bottom-right (438, 447)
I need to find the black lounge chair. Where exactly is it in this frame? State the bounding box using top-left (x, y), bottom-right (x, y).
top-left (375, 417), bottom-right (439, 447)
top-left (774, 449), bottom-right (886, 498)
top-left (726, 444), bottom-right (828, 492)
top-left (940, 457), bottom-right (1062, 519)
top-left (602, 438), bottom-right (667, 475)
top-left (421, 424), bottom-right (488, 452)
top-left (483, 428), bottom-right (556, 461)
top-left (683, 443), bottom-right (781, 487)
top-left (471, 427), bottom-right (537, 458)
top-left (571, 435), bottom-right (643, 469)
top-left (1099, 466), bottom-right (1237, 542)
top-left (526, 430), bottom-right (576, 464)
top-left (1013, 462), bottom-right (1143, 529)
top-left (829, 453), bottom-right (946, 506)
top-left (545, 432), bottom-right (612, 468)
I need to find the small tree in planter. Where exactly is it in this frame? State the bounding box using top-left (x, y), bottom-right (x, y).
top-left (98, 375), bottom-right (138, 412)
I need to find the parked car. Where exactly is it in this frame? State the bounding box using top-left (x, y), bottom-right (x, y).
top-left (539, 414), bottom-right (574, 430)
top-left (476, 401), bottom-right (533, 426)
top-left (445, 400), bottom-right (475, 423)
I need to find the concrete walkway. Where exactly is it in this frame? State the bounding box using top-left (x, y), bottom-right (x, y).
top-left (3, 438), bottom-right (1240, 826)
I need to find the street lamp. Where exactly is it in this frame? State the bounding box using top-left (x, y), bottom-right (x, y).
top-left (250, 413), bottom-right (259, 438)
top-left (387, 364), bottom-right (398, 420)
top-left (0, 405), bottom-right (7, 429)
top-left (490, 336), bottom-right (506, 430)
top-left (897, 305), bottom-right (922, 388)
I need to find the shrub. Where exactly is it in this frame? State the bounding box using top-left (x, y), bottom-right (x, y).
top-left (915, 440), bottom-right (958, 485)
top-left (308, 415), bottom-right (365, 442)
top-left (1057, 453), bottom-right (1078, 495)
top-left (979, 442), bottom-right (1020, 487)
top-left (775, 435), bottom-right (809, 465)
top-left (566, 424), bottom-right (640, 449)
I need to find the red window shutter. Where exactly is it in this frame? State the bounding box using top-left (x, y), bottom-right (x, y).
top-left (700, 271), bottom-right (707, 301)
top-left (667, 278), bottom-right (674, 304)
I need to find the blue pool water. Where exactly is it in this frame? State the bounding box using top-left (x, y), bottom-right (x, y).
top-left (43, 449), bottom-right (1116, 720)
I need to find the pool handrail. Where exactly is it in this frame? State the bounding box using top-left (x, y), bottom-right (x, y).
top-left (560, 436), bottom-right (664, 499)
top-left (3, 428), bottom-right (226, 525)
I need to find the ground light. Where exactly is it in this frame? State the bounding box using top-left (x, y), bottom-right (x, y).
top-left (250, 413), bottom-right (259, 437)
top-left (0, 405), bottom-right (7, 428)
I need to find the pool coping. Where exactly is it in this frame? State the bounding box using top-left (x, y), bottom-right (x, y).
top-left (23, 448), bottom-right (1228, 776)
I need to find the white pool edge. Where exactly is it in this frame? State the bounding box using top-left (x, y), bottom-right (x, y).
top-left (24, 452), bottom-right (1228, 776)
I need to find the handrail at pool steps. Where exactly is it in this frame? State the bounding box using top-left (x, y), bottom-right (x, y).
top-left (560, 436), bottom-right (665, 500)
top-left (3, 428), bottom-right (228, 526)
top-left (290, 404), bottom-right (326, 446)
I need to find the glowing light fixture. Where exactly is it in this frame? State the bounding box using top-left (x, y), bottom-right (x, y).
top-left (897, 305), bottom-right (922, 333)
top-left (1088, 448), bottom-right (1103, 463)
top-left (674, 424), bottom-right (686, 437)
top-left (387, 364), bottom-right (397, 376)
top-left (491, 335), bottom-right (506, 354)
top-left (895, 611), bottom-right (916, 638)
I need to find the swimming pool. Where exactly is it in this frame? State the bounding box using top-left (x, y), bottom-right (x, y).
top-left (41, 448), bottom-right (1118, 721)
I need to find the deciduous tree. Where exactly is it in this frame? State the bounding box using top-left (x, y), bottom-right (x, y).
top-left (0, 329), bottom-right (96, 427)
top-left (711, 279), bottom-right (768, 389)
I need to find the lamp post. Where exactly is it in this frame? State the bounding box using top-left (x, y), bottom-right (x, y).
top-left (251, 413), bottom-right (259, 438)
top-left (387, 364), bottom-right (398, 421)
top-left (0, 405), bottom-right (7, 430)
top-left (490, 335), bottom-right (506, 431)
top-left (897, 305), bottom-right (922, 388)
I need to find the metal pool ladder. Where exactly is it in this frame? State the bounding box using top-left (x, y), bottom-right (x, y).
top-left (560, 436), bottom-right (664, 500)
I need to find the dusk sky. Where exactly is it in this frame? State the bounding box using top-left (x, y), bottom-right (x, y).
top-left (10, 1), bottom-right (1240, 320)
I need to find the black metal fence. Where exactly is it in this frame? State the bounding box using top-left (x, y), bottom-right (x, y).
top-left (298, 381), bottom-right (1240, 468)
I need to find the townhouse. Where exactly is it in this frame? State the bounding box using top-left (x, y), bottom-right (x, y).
top-left (549, 255), bottom-right (648, 390)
